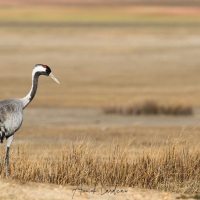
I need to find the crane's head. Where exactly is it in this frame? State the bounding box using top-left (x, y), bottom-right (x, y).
top-left (33, 64), bottom-right (60, 84)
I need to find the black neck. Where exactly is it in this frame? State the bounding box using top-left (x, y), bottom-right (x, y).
top-left (29, 72), bottom-right (39, 102)
top-left (22, 72), bottom-right (40, 109)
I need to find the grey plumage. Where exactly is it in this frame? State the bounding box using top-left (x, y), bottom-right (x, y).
top-left (0, 99), bottom-right (23, 142)
top-left (0, 64), bottom-right (59, 178)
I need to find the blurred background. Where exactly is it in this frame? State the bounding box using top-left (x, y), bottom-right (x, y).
top-left (0, 0), bottom-right (200, 145)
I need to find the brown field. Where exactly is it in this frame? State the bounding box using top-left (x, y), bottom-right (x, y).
top-left (1, 0), bottom-right (200, 6)
top-left (0, 5), bottom-right (200, 200)
top-left (1, 6), bottom-right (200, 24)
top-left (1, 25), bottom-right (200, 107)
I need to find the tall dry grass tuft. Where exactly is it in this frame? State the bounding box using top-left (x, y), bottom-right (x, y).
top-left (0, 139), bottom-right (199, 194)
top-left (103, 101), bottom-right (193, 116)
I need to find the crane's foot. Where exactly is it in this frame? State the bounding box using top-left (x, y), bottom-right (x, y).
top-left (5, 170), bottom-right (9, 179)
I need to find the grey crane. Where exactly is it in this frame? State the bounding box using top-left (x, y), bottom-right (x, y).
top-left (0, 64), bottom-right (60, 178)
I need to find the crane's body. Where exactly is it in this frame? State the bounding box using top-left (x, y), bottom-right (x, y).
top-left (0, 99), bottom-right (23, 141)
top-left (0, 64), bottom-right (59, 178)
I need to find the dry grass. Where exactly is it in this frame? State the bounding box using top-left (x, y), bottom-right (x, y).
top-left (0, 138), bottom-right (199, 194)
top-left (103, 101), bottom-right (193, 116)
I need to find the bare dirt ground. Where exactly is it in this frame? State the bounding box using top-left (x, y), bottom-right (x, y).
top-left (23, 107), bottom-right (200, 128)
top-left (0, 179), bottom-right (181, 200)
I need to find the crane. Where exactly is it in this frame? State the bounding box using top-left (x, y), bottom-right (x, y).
top-left (0, 64), bottom-right (60, 178)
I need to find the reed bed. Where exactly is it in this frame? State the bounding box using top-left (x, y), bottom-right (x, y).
top-left (103, 101), bottom-right (193, 116)
top-left (0, 139), bottom-right (199, 195)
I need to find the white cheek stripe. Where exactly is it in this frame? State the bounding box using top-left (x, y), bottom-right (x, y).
top-left (32, 66), bottom-right (46, 76)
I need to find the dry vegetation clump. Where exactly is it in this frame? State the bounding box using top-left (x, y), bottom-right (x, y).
top-left (0, 139), bottom-right (199, 194)
top-left (103, 101), bottom-right (193, 116)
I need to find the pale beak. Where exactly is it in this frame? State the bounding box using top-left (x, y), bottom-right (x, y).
top-left (49, 72), bottom-right (60, 84)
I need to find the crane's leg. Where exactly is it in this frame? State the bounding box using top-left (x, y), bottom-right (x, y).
top-left (5, 135), bottom-right (14, 178)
